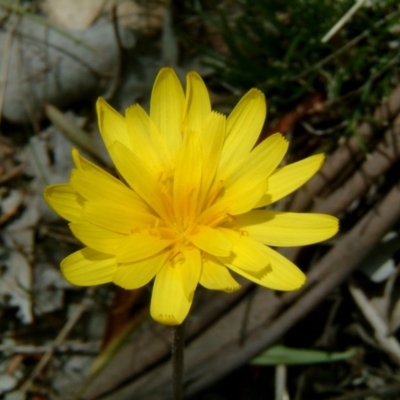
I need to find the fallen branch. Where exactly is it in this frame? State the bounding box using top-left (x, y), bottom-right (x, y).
top-left (290, 83), bottom-right (400, 212)
top-left (313, 112), bottom-right (400, 215)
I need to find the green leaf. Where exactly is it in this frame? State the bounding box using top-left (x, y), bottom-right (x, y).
top-left (250, 345), bottom-right (357, 366)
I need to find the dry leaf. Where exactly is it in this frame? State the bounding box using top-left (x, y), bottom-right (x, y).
top-left (106, 0), bottom-right (166, 33)
top-left (44, 0), bottom-right (106, 30)
top-left (0, 190), bottom-right (23, 226)
top-left (0, 251), bottom-right (32, 324)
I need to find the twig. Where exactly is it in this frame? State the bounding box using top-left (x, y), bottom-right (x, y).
top-left (301, 120), bottom-right (347, 136)
top-left (313, 112), bottom-right (400, 215)
top-left (0, 12), bottom-right (19, 125)
top-left (102, 4), bottom-right (124, 101)
top-left (321, 0), bottom-right (367, 43)
top-left (293, 9), bottom-right (400, 81)
top-left (45, 104), bottom-right (107, 166)
top-left (349, 281), bottom-right (400, 365)
top-left (290, 83), bottom-right (400, 212)
top-left (0, 164), bottom-right (25, 185)
top-left (0, 341), bottom-right (101, 355)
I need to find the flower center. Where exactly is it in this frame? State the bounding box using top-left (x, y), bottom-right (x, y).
top-left (170, 218), bottom-right (196, 242)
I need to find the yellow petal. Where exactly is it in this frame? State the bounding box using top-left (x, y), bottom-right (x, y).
top-left (69, 166), bottom-right (143, 207)
top-left (61, 247), bottom-right (116, 286)
top-left (109, 141), bottom-right (173, 223)
top-left (173, 131), bottom-right (202, 221)
top-left (213, 134), bottom-right (287, 214)
top-left (198, 112), bottom-right (226, 207)
top-left (96, 98), bottom-right (132, 154)
top-left (228, 246), bottom-right (306, 291)
top-left (150, 68), bottom-right (185, 156)
top-left (151, 262), bottom-right (193, 325)
top-left (200, 179), bottom-right (268, 220)
top-left (219, 89), bottom-right (266, 177)
top-left (69, 222), bottom-right (126, 254)
top-left (44, 184), bottom-right (83, 222)
top-left (189, 225), bottom-right (232, 257)
top-left (71, 166), bottom-right (151, 227)
top-left (224, 133), bottom-right (288, 186)
top-left (125, 104), bottom-right (173, 175)
top-left (113, 250), bottom-right (170, 289)
top-left (175, 245), bottom-right (202, 299)
top-left (217, 228), bottom-right (269, 272)
top-left (182, 71), bottom-right (211, 134)
top-left (82, 200), bottom-right (156, 234)
top-left (71, 148), bottom-right (111, 177)
top-left (116, 231), bottom-right (175, 263)
top-left (237, 210), bottom-right (339, 246)
top-left (256, 154), bottom-right (325, 207)
top-left (200, 255), bottom-right (241, 292)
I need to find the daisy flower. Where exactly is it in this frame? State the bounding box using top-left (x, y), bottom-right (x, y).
top-left (44, 68), bottom-right (338, 325)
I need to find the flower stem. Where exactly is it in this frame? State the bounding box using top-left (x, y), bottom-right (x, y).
top-left (171, 323), bottom-right (185, 400)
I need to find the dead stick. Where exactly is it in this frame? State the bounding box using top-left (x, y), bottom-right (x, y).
top-left (290, 83), bottom-right (400, 212)
top-left (313, 113), bottom-right (400, 215)
top-left (281, 117), bottom-right (400, 262)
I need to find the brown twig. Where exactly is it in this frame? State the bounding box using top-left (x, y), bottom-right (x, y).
top-left (313, 113), bottom-right (400, 215)
top-left (290, 83), bottom-right (400, 212)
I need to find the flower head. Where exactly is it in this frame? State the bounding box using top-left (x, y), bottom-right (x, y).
top-left (44, 68), bottom-right (338, 325)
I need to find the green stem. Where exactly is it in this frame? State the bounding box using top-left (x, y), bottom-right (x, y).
top-left (171, 323), bottom-right (185, 400)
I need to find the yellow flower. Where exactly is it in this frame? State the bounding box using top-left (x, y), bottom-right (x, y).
top-left (44, 68), bottom-right (338, 325)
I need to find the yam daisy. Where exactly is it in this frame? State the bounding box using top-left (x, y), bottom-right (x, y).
top-left (44, 68), bottom-right (338, 325)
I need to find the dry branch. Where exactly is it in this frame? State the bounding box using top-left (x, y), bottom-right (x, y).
top-left (313, 113), bottom-right (400, 215)
top-left (290, 83), bottom-right (400, 212)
